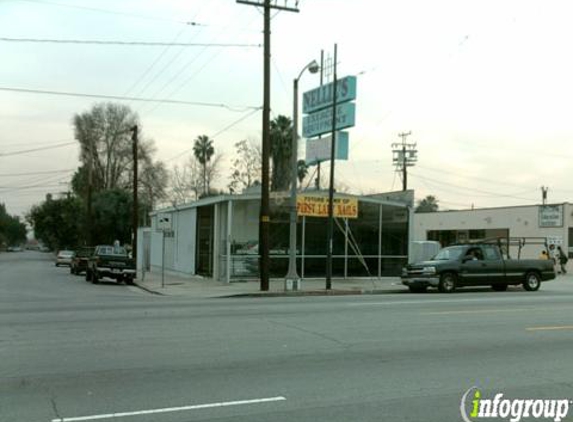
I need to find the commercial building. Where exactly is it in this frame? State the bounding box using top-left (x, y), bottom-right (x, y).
top-left (412, 203), bottom-right (571, 258)
top-left (138, 191), bottom-right (412, 282)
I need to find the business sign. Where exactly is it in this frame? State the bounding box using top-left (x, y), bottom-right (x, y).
top-left (539, 205), bottom-right (563, 227)
top-left (157, 213), bottom-right (172, 231)
top-left (305, 131), bottom-right (349, 165)
top-left (303, 75), bottom-right (357, 114)
top-left (302, 102), bottom-right (356, 138)
top-left (296, 195), bottom-right (358, 219)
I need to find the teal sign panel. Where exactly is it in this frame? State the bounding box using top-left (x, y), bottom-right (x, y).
top-left (302, 76), bottom-right (357, 114)
top-left (302, 102), bottom-right (356, 138)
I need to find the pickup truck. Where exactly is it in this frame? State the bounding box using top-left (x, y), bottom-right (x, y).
top-left (402, 243), bottom-right (555, 293)
top-left (86, 245), bottom-right (136, 285)
top-left (70, 246), bottom-right (94, 275)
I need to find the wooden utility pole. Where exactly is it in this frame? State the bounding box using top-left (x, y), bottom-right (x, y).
top-left (392, 132), bottom-right (417, 191)
top-left (236, 0), bottom-right (299, 291)
top-left (131, 125), bottom-right (138, 269)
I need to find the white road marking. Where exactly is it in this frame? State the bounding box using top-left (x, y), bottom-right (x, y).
top-left (347, 295), bottom-right (571, 307)
top-left (50, 396), bottom-right (287, 422)
top-left (526, 325), bottom-right (573, 332)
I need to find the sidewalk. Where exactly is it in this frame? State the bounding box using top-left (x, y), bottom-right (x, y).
top-left (134, 270), bottom-right (405, 298)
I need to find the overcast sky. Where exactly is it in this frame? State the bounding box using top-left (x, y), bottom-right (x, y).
top-left (2, 0), bottom-right (573, 217)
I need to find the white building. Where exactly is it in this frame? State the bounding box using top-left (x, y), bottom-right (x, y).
top-left (413, 203), bottom-right (571, 259)
top-left (138, 191), bottom-right (413, 282)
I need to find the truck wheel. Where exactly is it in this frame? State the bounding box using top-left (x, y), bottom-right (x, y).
top-left (91, 271), bottom-right (99, 284)
top-left (523, 272), bottom-right (541, 291)
top-left (492, 284), bottom-right (508, 292)
top-left (438, 273), bottom-right (457, 293)
top-left (85, 270), bottom-right (91, 282)
top-left (125, 277), bottom-right (135, 286)
top-left (409, 285), bottom-right (427, 293)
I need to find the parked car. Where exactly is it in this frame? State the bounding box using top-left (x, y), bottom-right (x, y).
top-left (86, 245), bottom-right (136, 285)
top-left (55, 250), bottom-right (75, 267)
top-left (7, 246), bottom-right (23, 252)
top-left (70, 247), bottom-right (95, 275)
top-left (402, 242), bottom-right (555, 293)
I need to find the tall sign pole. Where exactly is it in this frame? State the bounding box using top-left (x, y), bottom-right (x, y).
top-left (325, 44), bottom-right (338, 290)
top-left (131, 125), bottom-right (138, 268)
top-left (236, 0), bottom-right (299, 291)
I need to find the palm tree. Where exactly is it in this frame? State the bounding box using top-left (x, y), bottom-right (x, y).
top-left (415, 195), bottom-right (439, 213)
top-left (270, 115), bottom-right (293, 191)
top-left (192, 135), bottom-right (214, 195)
top-left (297, 159), bottom-right (308, 188)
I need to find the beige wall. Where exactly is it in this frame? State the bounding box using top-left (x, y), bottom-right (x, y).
top-left (413, 203), bottom-right (571, 259)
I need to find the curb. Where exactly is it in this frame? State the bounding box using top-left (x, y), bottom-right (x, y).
top-left (133, 281), bottom-right (166, 296)
top-left (219, 288), bottom-right (405, 298)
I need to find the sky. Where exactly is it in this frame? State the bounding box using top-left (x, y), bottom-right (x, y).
top-left (2, 0), bottom-right (573, 218)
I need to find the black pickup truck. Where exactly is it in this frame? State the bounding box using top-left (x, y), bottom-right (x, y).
top-left (402, 243), bottom-right (555, 293)
top-left (86, 245), bottom-right (136, 285)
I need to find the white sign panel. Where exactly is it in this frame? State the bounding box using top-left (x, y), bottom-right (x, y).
top-left (539, 205), bottom-right (563, 228)
top-left (305, 132), bottom-right (349, 165)
top-left (157, 213), bottom-right (172, 231)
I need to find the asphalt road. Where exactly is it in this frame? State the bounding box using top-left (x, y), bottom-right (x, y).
top-left (2, 251), bottom-right (573, 422)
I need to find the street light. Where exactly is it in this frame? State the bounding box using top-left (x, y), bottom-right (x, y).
top-left (284, 59), bottom-right (320, 290)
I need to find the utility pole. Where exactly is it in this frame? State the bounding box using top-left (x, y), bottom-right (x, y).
top-left (236, 0), bottom-right (299, 291)
top-left (86, 138), bottom-right (93, 246)
top-left (392, 132), bottom-right (417, 191)
top-left (325, 44), bottom-right (338, 290)
top-left (541, 186), bottom-right (548, 205)
top-left (131, 125), bottom-right (138, 270)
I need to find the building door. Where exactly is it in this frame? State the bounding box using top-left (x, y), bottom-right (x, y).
top-left (196, 205), bottom-right (214, 277)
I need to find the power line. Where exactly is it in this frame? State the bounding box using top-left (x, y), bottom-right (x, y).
top-left (0, 168), bottom-right (75, 177)
top-left (0, 37), bottom-right (261, 48)
top-left (409, 171), bottom-right (538, 201)
top-left (165, 107), bottom-right (261, 163)
top-left (0, 141), bottom-right (76, 157)
top-left (18, 0), bottom-right (202, 26)
top-left (0, 86), bottom-right (259, 111)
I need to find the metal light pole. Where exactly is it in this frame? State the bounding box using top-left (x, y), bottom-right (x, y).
top-left (284, 60), bottom-right (320, 290)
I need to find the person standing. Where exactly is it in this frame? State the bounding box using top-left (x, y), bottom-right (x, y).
top-left (558, 245), bottom-right (568, 274)
top-left (549, 244), bottom-right (560, 274)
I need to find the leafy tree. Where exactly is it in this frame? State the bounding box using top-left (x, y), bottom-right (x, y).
top-left (415, 195), bottom-right (439, 213)
top-left (228, 139), bottom-right (261, 194)
top-left (297, 159), bottom-right (308, 188)
top-left (73, 102), bottom-right (139, 191)
top-left (270, 115), bottom-right (293, 192)
top-left (91, 189), bottom-right (134, 245)
top-left (0, 204), bottom-right (27, 246)
top-left (192, 135), bottom-right (215, 195)
top-left (27, 197), bottom-right (83, 250)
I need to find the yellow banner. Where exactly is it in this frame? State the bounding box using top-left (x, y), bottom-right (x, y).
top-left (296, 195), bottom-right (358, 219)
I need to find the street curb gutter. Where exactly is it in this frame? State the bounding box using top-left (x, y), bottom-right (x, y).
top-left (133, 281), bottom-right (166, 296)
top-left (220, 288), bottom-right (406, 298)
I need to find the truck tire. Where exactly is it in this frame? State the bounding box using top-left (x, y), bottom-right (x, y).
top-left (523, 272), bottom-right (541, 291)
top-left (91, 271), bottom-right (99, 284)
top-left (492, 284), bottom-right (508, 291)
top-left (438, 272), bottom-right (457, 293)
top-left (85, 270), bottom-right (91, 282)
top-left (409, 285), bottom-right (427, 293)
top-left (125, 277), bottom-right (135, 286)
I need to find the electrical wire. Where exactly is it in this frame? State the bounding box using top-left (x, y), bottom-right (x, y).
top-left (0, 86), bottom-right (259, 111)
top-left (0, 168), bottom-right (75, 177)
top-left (164, 107), bottom-right (261, 163)
top-left (17, 0), bottom-right (202, 26)
top-left (0, 37), bottom-right (261, 48)
top-left (0, 141), bottom-right (76, 157)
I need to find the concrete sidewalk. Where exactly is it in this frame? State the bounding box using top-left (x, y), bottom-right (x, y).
top-left (133, 270), bottom-right (405, 298)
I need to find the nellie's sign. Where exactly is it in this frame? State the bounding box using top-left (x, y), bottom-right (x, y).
top-left (296, 195), bottom-right (358, 219)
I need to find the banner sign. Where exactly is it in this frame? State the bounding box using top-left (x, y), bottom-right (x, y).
top-left (306, 131), bottom-right (349, 165)
top-left (302, 75), bottom-right (357, 114)
top-left (539, 205), bottom-right (563, 228)
top-left (296, 195), bottom-right (358, 219)
top-left (302, 102), bottom-right (356, 138)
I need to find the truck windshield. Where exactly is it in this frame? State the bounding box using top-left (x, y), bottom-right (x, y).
top-left (432, 246), bottom-right (465, 261)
